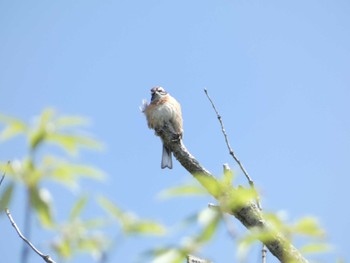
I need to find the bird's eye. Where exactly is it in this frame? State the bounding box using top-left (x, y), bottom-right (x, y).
top-left (150, 86), bottom-right (166, 94)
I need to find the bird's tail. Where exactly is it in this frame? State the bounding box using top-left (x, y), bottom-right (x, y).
top-left (161, 145), bottom-right (173, 169)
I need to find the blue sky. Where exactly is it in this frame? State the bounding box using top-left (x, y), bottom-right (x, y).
top-left (0, 0), bottom-right (349, 262)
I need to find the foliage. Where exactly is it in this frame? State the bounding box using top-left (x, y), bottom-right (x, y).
top-left (98, 196), bottom-right (166, 236)
top-left (142, 207), bottom-right (221, 263)
top-left (51, 196), bottom-right (109, 260)
top-left (157, 170), bottom-right (331, 262)
top-left (0, 109), bottom-right (332, 262)
top-left (0, 109), bottom-right (166, 262)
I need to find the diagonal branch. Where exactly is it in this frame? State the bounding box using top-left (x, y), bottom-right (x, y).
top-left (5, 208), bottom-right (56, 263)
top-left (204, 89), bottom-right (253, 186)
top-left (204, 88), bottom-right (267, 261)
top-left (157, 125), bottom-right (308, 263)
top-left (0, 161), bottom-right (10, 187)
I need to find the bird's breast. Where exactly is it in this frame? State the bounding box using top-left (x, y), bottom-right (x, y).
top-left (145, 96), bottom-right (182, 134)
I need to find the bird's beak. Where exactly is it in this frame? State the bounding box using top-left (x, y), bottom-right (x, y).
top-left (150, 90), bottom-right (156, 101)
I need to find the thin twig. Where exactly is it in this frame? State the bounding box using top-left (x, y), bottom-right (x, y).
top-left (0, 170), bottom-right (5, 186)
top-left (204, 89), bottom-right (263, 208)
top-left (204, 89), bottom-right (253, 184)
top-left (204, 88), bottom-right (267, 261)
top-left (0, 161), bottom-right (10, 187)
top-left (5, 208), bottom-right (56, 263)
top-left (262, 243), bottom-right (268, 263)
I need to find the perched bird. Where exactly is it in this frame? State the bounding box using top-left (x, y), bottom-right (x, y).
top-left (141, 87), bottom-right (183, 169)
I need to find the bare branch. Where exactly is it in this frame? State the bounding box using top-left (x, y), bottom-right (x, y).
top-left (204, 89), bottom-right (267, 261)
top-left (5, 208), bottom-right (56, 263)
top-left (204, 89), bottom-right (254, 186)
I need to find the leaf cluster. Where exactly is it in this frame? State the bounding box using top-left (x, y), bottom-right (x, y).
top-left (0, 109), bottom-right (332, 262)
top-left (0, 109), bottom-right (166, 261)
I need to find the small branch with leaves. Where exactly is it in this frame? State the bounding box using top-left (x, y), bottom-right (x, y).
top-left (155, 90), bottom-right (309, 263)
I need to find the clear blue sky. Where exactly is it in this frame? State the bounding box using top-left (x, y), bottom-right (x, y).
top-left (0, 0), bottom-right (349, 262)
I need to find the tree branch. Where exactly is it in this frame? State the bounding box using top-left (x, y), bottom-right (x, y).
top-left (0, 161), bottom-right (10, 187)
top-left (204, 89), bottom-right (267, 261)
top-left (157, 125), bottom-right (308, 263)
top-left (5, 208), bottom-right (56, 263)
top-left (204, 89), bottom-right (253, 186)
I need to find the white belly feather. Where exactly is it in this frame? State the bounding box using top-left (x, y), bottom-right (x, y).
top-left (149, 102), bottom-right (177, 128)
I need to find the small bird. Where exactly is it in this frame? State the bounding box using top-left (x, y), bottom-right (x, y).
top-left (141, 87), bottom-right (183, 169)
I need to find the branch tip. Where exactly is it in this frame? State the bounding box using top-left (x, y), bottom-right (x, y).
top-left (5, 208), bottom-right (57, 263)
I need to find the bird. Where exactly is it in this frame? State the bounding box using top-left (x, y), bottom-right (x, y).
top-left (141, 86), bottom-right (183, 169)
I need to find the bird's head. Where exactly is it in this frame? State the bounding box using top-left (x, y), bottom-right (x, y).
top-left (150, 86), bottom-right (168, 102)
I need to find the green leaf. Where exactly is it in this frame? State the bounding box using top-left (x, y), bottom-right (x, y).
top-left (46, 133), bottom-right (104, 156)
top-left (28, 109), bottom-right (55, 150)
top-left (300, 243), bottom-right (332, 254)
top-left (43, 156), bottom-right (105, 189)
top-left (127, 220), bottom-right (166, 235)
top-left (101, 199), bottom-right (136, 232)
top-left (240, 227), bottom-right (277, 246)
top-left (0, 113), bottom-right (28, 142)
top-left (54, 239), bottom-right (72, 259)
top-left (195, 174), bottom-right (221, 197)
top-left (293, 217), bottom-right (325, 237)
top-left (82, 218), bottom-right (108, 229)
top-left (0, 182), bottom-right (15, 211)
top-left (224, 186), bottom-right (257, 211)
top-left (158, 184), bottom-right (207, 199)
top-left (0, 162), bottom-right (12, 175)
top-left (47, 167), bottom-right (78, 189)
top-left (265, 212), bottom-right (285, 228)
top-left (222, 164), bottom-right (234, 186)
top-left (98, 196), bottom-right (166, 236)
top-left (98, 196), bottom-right (124, 220)
top-left (69, 195), bottom-right (88, 220)
top-left (66, 163), bottom-right (105, 179)
top-left (29, 129), bottom-right (46, 150)
top-left (30, 186), bottom-right (54, 227)
top-left (39, 108), bottom-right (56, 123)
top-left (55, 116), bottom-right (90, 128)
top-left (77, 237), bottom-right (103, 252)
top-left (237, 227), bottom-right (277, 261)
top-left (52, 215), bottom-right (109, 260)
